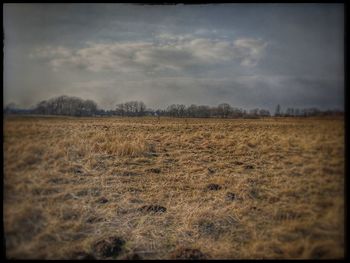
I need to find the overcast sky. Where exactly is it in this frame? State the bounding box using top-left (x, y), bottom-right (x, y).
top-left (4, 3), bottom-right (344, 112)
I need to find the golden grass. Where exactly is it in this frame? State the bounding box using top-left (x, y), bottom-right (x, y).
top-left (3, 116), bottom-right (344, 259)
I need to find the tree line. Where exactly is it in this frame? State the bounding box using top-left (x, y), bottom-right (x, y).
top-left (273, 104), bottom-right (343, 117)
top-left (34, 95), bottom-right (98, 116)
top-left (3, 95), bottom-right (343, 118)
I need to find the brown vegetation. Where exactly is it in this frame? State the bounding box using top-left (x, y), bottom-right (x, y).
top-left (3, 116), bottom-right (344, 259)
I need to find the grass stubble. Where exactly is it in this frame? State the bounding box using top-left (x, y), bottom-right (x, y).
top-left (3, 116), bottom-right (344, 259)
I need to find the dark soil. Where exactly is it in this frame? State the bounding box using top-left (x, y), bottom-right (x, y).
top-left (138, 205), bottom-right (167, 213)
top-left (119, 171), bottom-right (139, 177)
top-left (98, 197), bottom-right (108, 204)
top-left (93, 236), bottom-right (125, 258)
top-left (249, 188), bottom-right (260, 199)
top-left (86, 216), bottom-right (104, 224)
top-left (206, 184), bottom-right (222, 191)
top-left (197, 220), bottom-right (222, 239)
top-left (310, 245), bottom-right (331, 259)
top-left (69, 166), bottom-right (85, 175)
top-left (244, 164), bottom-right (254, 170)
top-left (226, 192), bottom-right (236, 201)
top-left (146, 168), bottom-right (161, 174)
top-left (208, 168), bottom-right (215, 174)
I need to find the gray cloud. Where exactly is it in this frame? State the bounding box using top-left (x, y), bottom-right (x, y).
top-left (4, 4), bottom-right (344, 112)
top-left (30, 35), bottom-right (267, 73)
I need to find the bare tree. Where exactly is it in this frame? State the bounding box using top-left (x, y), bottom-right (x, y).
top-left (217, 103), bottom-right (232, 118)
top-left (33, 95), bottom-right (99, 116)
top-left (115, 101), bottom-right (147, 116)
top-left (275, 104), bottom-right (281, 116)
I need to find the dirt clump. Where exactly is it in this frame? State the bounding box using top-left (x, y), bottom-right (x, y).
top-left (138, 205), bottom-right (167, 213)
top-left (244, 164), bottom-right (254, 170)
top-left (86, 216), bottom-right (104, 224)
top-left (98, 197), bottom-right (108, 204)
top-left (119, 171), bottom-right (139, 177)
top-left (226, 192), bottom-right (236, 201)
top-left (147, 168), bottom-right (161, 174)
top-left (310, 245), bottom-right (331, 259)
top-left (197, 220), bottom-right (224, 239)
top-left (208, 168), bottom-right (215, 174)
top-left (93, 236), bottom-right (125, 258)
top-left (206, 184), bottom-right (222, 191)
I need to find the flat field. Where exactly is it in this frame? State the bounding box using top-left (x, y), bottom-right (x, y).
top-left (3, 116), bottom-right (345, 259)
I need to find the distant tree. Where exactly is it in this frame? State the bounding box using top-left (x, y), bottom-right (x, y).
top-left (166, 104), bottom-right (178, 117)
top-left (231, 108), bottom-right (243, 118)
top-left (259, 109), bottom-right (271, 117)
top-left (275, 104), bottom-right (281, 117)
top-left (249, 108), bottom-right (260, 117)
top-left (197, 105), bottom-right (211, 118)
top-left (83, 99), bottom-right (98, 116)
top-left (187, 104), bottom-right (198, 118)
top-left (137, 101), bottom-right (146, 116)
top-left (285, 108), bottom-right (295, 117)
top-left (35, 100), bottom-right (49, 115)
top-left (115, 101), bottom-right (147, 116)
top-left (115, 103), bottom-right (125, 116)
top-left (177, 104), bottom-right (186, 117)
top-left (217, 103), bottom-right (232, 118)
top-left (28, 96), bottom-right (343, 119)
top-left (33, 95), bottom-right (98, 116)
top-left (4, 103), bottom-right (18, 114)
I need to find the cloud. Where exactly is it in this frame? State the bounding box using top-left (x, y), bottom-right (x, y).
top-left (233, 38), bottom-right (268, 67)
top-left (30, 35), bottom-right (267, 73)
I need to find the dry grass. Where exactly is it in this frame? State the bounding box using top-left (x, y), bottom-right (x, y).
top-left (3, 116), bottom-right (344, 259)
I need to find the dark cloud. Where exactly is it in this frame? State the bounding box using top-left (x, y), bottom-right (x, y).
top-left (3, 4), bottom-right (344, 112)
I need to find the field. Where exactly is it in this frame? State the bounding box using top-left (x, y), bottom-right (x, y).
top-left (3, 116), bottom-right (345, 259)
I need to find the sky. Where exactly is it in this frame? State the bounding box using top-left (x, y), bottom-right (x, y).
top-left (3, 3), bottom-right (344, 112)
